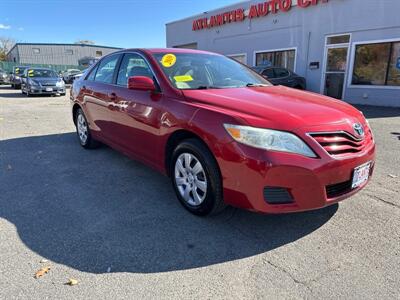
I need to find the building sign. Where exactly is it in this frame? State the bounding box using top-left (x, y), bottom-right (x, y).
top-left (192, 0), bottom-right (329, 31)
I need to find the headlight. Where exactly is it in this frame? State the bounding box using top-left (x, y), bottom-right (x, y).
top-left (15, 76), bottom-right (20, 79)
top-left (224, 124), bottom-right (317, 158)
top-left (56, 80), bottom-right (65, 87)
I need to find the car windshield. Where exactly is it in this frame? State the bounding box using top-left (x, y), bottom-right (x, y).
top-left (27, 69), bottom-right (58, 78)
top-left (153, 52), bottom-right (271, 90)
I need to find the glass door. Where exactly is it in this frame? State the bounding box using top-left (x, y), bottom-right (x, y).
top-left (323, 46), bottom-right (348, 99)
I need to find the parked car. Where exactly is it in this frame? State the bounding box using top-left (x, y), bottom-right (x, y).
top-left (251, 66), bottom-right (306, 90)
top-left (71, 49), bottom-right (375, 216)
top-left (70, 68), bottom-right (88, 84)
top-left (21, 68), bottom-right (66, 96)
top-left (0, 68), bottom-right (8, 85)
top-left (62, 69), bottom-right (82, 84)
top-left (10, 66), bottom-right (29, 89)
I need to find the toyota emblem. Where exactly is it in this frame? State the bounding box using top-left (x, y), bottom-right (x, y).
top-left (353, 123), bottom-right (365, 137)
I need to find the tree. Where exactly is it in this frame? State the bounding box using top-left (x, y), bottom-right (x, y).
top-left (0, 37), bottom-right (15, 61)
top-left (75, 40), bottom-right (95, 45)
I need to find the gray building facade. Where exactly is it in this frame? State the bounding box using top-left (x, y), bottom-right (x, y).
top-left (166, 0), bottom-right (400, 107)
top-left (7, 43), bottom-right (120, 66)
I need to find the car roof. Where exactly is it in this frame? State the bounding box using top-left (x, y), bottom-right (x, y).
top-left (117, 48), bottom-right (220, 56)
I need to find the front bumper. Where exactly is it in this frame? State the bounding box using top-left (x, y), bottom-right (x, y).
top-left (217, 137), bottom-right (376, 214)
top-left (29, 86), bottom-right (65, 95)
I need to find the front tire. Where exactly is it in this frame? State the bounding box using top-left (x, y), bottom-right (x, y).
top-left (75, 108), bottom-right (100, 149)
top-left (171, 139), bottom-right (225, 216)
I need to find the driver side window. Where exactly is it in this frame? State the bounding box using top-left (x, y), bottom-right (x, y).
top-left (116, 53), bottom-right (152, 86)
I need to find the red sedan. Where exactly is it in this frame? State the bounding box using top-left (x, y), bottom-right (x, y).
top-left (70, 48), bottom-right (376, 216)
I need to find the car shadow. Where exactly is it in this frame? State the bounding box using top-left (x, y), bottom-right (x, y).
top-left (355, 105), bottom-right (400, 119)
top-left (1, 133), bottom-right (337, 274)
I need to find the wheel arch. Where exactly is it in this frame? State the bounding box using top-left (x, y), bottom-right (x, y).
top-left (72, 103), bottom-right (82, 125)
top-left (164, 129), bottom-right (220, 178)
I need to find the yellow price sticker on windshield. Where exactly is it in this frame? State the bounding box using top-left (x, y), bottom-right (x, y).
top-left (28, 70), bottom-right (34, 74)
top-left (161, 54), bottom-right (176, 68)
top-left (28, 73), bottom-right (34, 77)
top-left (174, 75), bottom-right (193, 82)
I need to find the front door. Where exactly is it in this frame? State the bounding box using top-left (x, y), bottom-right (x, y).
top-left (323, 46), bottom-right (349, 99)
top-left (110, 53), bottom-right (163, 166)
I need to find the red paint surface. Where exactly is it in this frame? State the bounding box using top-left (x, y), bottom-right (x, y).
top-left (71, 48), bottom-right (375, 214)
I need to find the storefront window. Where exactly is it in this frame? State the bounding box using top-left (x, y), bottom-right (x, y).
top-left (327, 35), bottom-right (350, 45)
top-left (387, 42), bottom-right (400, 86)
top-left (352, 41), bottom-right (400, 86)
top-left (256, 49), bottom-right (295, 71)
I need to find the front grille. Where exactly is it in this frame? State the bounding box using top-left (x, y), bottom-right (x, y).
top-left (263, 187), bottom-right (294, 204)
top-left (310, 129), bottom-right (373, 157)
top-left (41, 82), bottom-right (56, 86)
top-left (326, 180), bottom-right (353, 198)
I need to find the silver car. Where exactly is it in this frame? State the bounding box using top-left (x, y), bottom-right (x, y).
top-left (21, 68), bottom-right (66, 96)
top-left (0, 68), bottom-right (8, 85)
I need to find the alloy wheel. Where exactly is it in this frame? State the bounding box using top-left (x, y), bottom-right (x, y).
top-left (77, 113), bottom-right (88, 144)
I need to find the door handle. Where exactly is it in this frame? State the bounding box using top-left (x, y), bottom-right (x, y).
top-left (109, 92), bottom-right (117, 101)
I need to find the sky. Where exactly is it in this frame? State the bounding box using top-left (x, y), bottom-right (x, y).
top-left (0, 0), bottom-right (237, 48)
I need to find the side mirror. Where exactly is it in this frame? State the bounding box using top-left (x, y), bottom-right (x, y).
top-left (128, 76), bottom-right (156, 92)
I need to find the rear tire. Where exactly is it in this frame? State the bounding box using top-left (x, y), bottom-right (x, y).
top-left (171, 139), bottom-right (225, 216)
top-left (75, 108), bottom-right (100, 149)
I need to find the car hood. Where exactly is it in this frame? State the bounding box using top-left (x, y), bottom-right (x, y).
top-left (30, 77), bottom-right (60, 84)
top-left (182, 86), bottom-right (364, 130)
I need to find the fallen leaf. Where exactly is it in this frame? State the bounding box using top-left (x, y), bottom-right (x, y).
top-left (107, 267), bottom-right (111, 273)
top-left (6, 164), bottom-right (12, 171)
top-left (34, 266), bottom-right (50, 279)
top-left (388, 174), bottom-right (398, 178)
top-left (66, 278), bottom-right (79, 286)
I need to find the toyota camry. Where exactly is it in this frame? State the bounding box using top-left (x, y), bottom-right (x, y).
top-left (70, 48), bottom-right (375, 216)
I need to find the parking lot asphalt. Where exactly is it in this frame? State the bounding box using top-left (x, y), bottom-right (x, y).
top-left (0, 85), bottom-right (399, 299)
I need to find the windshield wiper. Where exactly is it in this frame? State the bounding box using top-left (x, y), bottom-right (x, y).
top-left (195, 86), bottom-right (222, 90)
top-left (246, 83), bottom-right (269, 87)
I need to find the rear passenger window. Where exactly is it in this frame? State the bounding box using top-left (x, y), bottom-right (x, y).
top-left (116, 53), bottom-right (153, 86)
top-left (274, 68), bottom-right (290, 78)
top-left (94, 55), bottom-right (120, 84)
top-left (262, 68), bottom-right (275, 78)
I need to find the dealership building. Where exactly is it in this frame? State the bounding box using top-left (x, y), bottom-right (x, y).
top-left (166, 0), bottom-right (400, 107)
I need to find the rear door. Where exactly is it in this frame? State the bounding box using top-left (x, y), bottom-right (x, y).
top-left (83, 53), bottom-right (121, 142)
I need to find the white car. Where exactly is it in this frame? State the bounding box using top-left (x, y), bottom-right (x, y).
top-left (62, 69), bottom-right (81, 84)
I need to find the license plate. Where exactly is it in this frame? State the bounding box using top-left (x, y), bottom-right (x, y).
top-left (45, 87), bottom-right (53, 92)
top-left (352, 162), bottom-right (371, 189)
